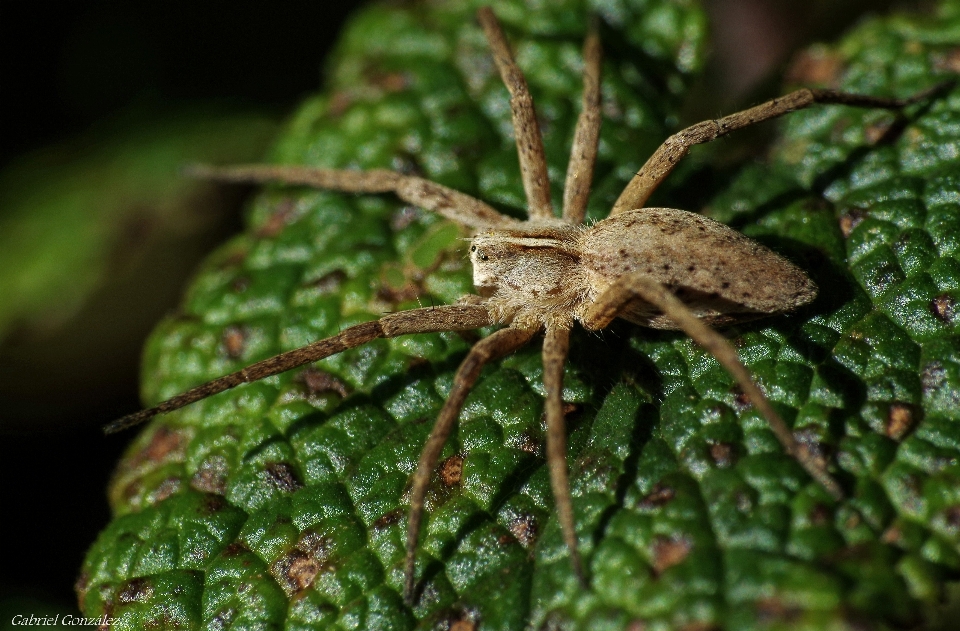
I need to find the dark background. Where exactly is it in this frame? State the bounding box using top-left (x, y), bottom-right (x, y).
top-left (0, 0), bottom-right (920, 618)
top-left (0, 0), bottom-right (363, 615)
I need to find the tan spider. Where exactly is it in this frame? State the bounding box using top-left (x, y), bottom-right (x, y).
top-left (105, 7), bottom-right (947, 605)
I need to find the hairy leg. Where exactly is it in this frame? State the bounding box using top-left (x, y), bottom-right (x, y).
top-left (404, 325), bottom-right (537, 604)
top-left (580, 273), bottom-right (844, 500)
top-left (104, 304), bottom-right (492, 434)
top-left (611, 82), bottom-right (954, 214)
top-left (542, 325), bottom-right (586, 584)
top-left (562, 20), bottom-right (602, 226)
top-left (477, 7), bottom-right (553, 221)
top-left (186, 164), bottom-right (520, 230)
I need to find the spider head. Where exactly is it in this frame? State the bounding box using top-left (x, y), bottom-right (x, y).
top-left (468, 229), bottom-right (585, 318)
top-left (469, 235), bottom-right (519, 295)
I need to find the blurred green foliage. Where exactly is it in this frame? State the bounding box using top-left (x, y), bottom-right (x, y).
top-left (0, 110), bottom-right (277, 342)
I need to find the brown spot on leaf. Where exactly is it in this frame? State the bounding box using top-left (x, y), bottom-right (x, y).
top-left (864, 118), bottom-right (895, 145)
top-left (74, 571), bottom-right (90, 602)
top-left (373, 508), bottom-right (404, 530)
top-left (222, 542), bottom-right (249, 557)
top-left (639, 483), bottom-right (675, 509)
top-left (438, 455), bottom-right (464, 487)
top-left (218, 246), bottom-right (249, 270)
top-left (885, 403), bottom-right (920, 441)
top-left (265, 462), bottom-right (302, 493)
top-left (198, 496), bottom-right (226, 518)
top-left (931, 293), bottom-right (956, 323)
top-left (921, 361), bottom-right (947, 394)
top-left (192, 455), bottom-right (229, 495)
top-left (934, 47), bottom-right (960, 73)
top-left (514, 431), bottom-right (542, 455)
top-left (732, 387), bottom-right (752, 412)
top-left (118, 577), bottom-right (153, 604)
top-left (297, 531), bottom-right (332, 558)
top-left (268, 530), bottom-right (335, 598)
top-left (298, 368), bottom-right (350, 398)
top-left (839, 207), bottom-right (867, 238)
top-left (129, 426), bottom-right (186, 468)
top-left (272, 550), bottom-right (320, 595)
top-left (793, 428), bottom-right (829, 469)
top-left (438, 608), bottom-right (481, 631)
top-left (254, 198), bottom-right (298, 238)
top-left (329, 90), bottom-right (356, 117)
top-left (221, 325), bottom-right (246, 359)
top-left (881, 525), bottom-right (902, 544)
top-left (652, 536), bottom-right (692, 574)
top-left (150, 477), bottom-right (181, 503)
top-left (365, 69), bottom-right (410, 93)
top-left (508, 514), bottom-right (539, 547)
top-left (709, 443), bottom-right (735, 468)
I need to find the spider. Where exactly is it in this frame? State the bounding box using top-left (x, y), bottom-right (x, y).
top-left (105, 6), bottom-right (947, 605)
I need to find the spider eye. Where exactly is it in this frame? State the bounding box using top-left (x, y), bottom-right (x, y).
top-left (479, 252), bottom-right (488, 261)
top-left (470, 245), bottom-right (476, 252)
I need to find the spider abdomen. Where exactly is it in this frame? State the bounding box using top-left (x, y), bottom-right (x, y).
top-left (579, 208), bottom-right (817, 329)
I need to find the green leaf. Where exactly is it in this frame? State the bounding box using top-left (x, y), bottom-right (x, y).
top-left (80, 1), bottom-right (960, 629)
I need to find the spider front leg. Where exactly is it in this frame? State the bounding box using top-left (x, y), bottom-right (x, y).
top-left (186, 164), bottom-right (520, 230)
top-left (477, 7), bottom-right (553, 220)
top-left (562, 20), bottom-right (602, 225)
top-left (580, 274), bottom-right (845, 501)
top-left (611, 82), bottom-right (953, 214)
top-left (103, 305), bottom-right (492, 433)
top-left (404, 325), bottom-right (538, 605)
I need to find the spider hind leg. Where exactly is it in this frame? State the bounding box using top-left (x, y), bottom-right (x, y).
top-left (542, 325), bottom-right (587, 585)
top-left (403, 325), bottom-right (537, 604)
top-left (581, 273), bottom-right (845, 500)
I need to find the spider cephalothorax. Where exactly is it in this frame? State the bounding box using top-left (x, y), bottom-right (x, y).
top-left (105, 5), bottom-right (948, 605)
top-left (470, 226), bottom-right (588, 328)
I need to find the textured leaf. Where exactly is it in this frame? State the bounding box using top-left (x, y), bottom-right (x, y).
top-left (80, 1), bottom-right (960, 629)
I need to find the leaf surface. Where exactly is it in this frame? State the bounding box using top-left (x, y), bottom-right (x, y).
top-left (79, 1), bottom-right (960, 629)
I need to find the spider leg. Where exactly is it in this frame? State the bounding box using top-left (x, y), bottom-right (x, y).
top-left (542, 324), bottom-right (586, 584)
top-left (404, 325), bottom-right (537, 605)
top-left (103, 304), bottom-right (492, 434)
top-left (562, 20), bottom-right (602, 225)
top-left (580, 273), bottom-right (844, 501)
top-left (477, 7), bottom-right (553, 221)
top-left (611, 81), bottom-right (955, 215)
top-left (186, 164), bottom-right (521, 230)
